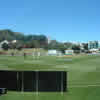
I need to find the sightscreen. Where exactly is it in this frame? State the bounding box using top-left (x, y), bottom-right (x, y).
top-left (0, 71), bottom-right (67, 92)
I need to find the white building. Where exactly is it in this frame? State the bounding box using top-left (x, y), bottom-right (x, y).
top-left (48, 50), bottom-right (57, 55)
top-left (88, 41), bottom-right (99, 49)
top-left (65, 50), bottom-right (74, 55)
top-left (12, 40), bottom-right (17, 43)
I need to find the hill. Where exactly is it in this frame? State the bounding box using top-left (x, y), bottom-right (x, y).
top-left (0, 29), bottom-right (48, 48)
top-left (0, 29), bottom-right (24, 42)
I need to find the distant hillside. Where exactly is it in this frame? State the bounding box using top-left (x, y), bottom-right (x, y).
top-left (0, 29), bottom-right (24, 42)
top-left (0, 29), bottom-right (48, 48)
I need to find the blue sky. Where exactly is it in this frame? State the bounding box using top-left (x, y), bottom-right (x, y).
top-left (0, 0), bottom-right (100, 42)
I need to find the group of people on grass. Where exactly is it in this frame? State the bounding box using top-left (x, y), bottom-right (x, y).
top-left (11, 52), bottom-right (27, 59)
top-left (11, 52), bottom-right (41, 59)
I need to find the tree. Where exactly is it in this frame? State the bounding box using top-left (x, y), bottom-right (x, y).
top-left (83, 43), bottom-right (88, 50)
top-left (47, 40), bottom-right (58, 49)
top-left (16, 44), bottom-right (23, 51)
top-left (30, 40), bottom-right (40, 48)
top-left (64, 42), bottom-right (73, 49)
top-left (72, 45), bottom-right (81, 54)
top-left (2, 43), bottom-right (9, 51)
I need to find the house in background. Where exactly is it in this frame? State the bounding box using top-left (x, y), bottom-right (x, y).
top-left (0, 40), bottom-right (9, 50)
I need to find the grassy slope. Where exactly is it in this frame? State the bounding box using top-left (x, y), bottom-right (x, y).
top-left (0, 55), bottom-right (100, 100)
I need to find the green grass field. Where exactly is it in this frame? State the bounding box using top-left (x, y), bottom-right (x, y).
top-left (0, 54), bottom-right (100, 100)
